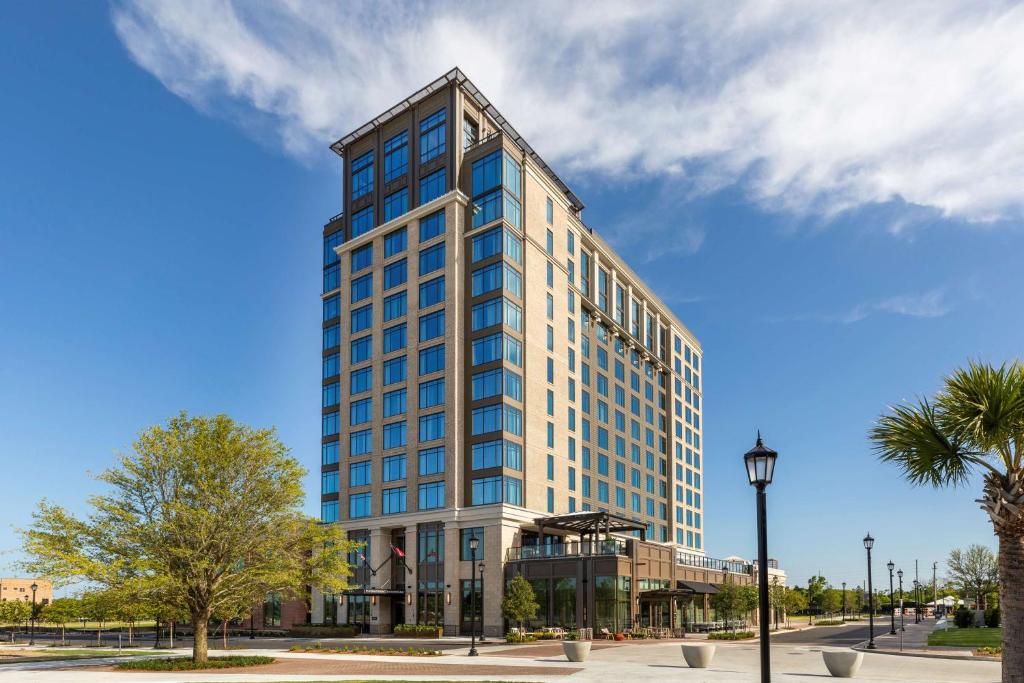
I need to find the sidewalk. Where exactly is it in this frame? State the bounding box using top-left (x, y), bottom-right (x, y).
top-left (855, 618), bottom-right (989, 660)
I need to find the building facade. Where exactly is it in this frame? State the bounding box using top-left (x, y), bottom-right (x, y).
top-left (0, 578), bottom-right (52, 606)
top-left (316, 69), bottom-right (715, 636)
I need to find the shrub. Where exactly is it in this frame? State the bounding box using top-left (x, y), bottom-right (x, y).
top-left (976, 646), bottom-right (1002, 657)
top-left (504, 631), bottom-right (537, 643)
top-left (116, 656), bottom-right (274, 671)
top-left (984, 608), bottom-right (1000, 628)
top-left (563, 630), bottom-right (579, 641)
top-left (288, 624), bottom-right (360, 638)
top-left (709, 631), bottom-right (755, 641)
top-left (814, 620), bottom-right (844, 626)
top-left (954, 607), bottom-right (974, 629)
top-left (392, 623), bottom-right (443, 638)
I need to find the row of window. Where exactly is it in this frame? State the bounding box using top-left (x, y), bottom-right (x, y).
top-left (325, 479), bottom-right (445, 520)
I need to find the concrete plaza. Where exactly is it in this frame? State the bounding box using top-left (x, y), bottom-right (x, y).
top-left (0, 634), bottom-right (1001, 683)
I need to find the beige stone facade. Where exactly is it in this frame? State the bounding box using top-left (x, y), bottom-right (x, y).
top-left (316, 69), bottom-right (708, 636)
top-left (0, 578), bottom-right (52, 606)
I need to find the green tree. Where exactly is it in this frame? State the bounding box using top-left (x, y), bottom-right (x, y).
top-left (0, 599), bottom-right (32, 629)
top-left (41, 597), bottom-right (80, 644)
top-left (783, 587), bottom-right (807, 624)
top-left (711, 576), bottom-right (755, 629)
top-left (821, 588), bottom-right (842, 616)
top-left (806, 575), bottom-right (827, 615)
top-left (502, 575), bottom-right (539, 632)
top-left (871, 361), bottom-right (1024, 682)
top-left (21, 412), bottom-right (357, 663)
top-left (80, 590), bottom-right (116, 645)
top-left (947, 544), bottom-right (999, 610)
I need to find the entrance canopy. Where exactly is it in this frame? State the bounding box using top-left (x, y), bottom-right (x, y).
top-left (342, 588), bottom-right (404, 597)
top-left (678, 580), bottom-right (720, 594)
top-left (535, 511), bottom-right (647, 541)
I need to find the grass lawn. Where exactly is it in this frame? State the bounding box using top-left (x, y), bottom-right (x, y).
top-left (928, 627), bottom-right (1002, 648)
top-left (0, 648), bottom-right (155, 662)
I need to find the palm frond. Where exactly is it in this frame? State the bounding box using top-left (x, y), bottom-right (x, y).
top-left (940, 361), bottom-right (1024, 470)
top-left (870, 399), bottom-right (980, 488)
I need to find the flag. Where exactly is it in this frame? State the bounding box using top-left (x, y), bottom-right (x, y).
top-left (391, 544), bottom-right (405, 558)
top-left (358, 553), bottom-right (366, 562)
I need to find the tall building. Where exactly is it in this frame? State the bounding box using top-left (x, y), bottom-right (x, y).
top-left (316, 69), bottom-right (744, 637)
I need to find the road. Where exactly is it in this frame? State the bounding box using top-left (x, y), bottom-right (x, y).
top-left (771, 622), bottom-right (880, 646)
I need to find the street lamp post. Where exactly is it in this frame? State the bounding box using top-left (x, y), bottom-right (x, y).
top-left (29, 582), bottom-right (39, 646)
top-left (932, 562), bottom-right (938, 619)
top-left (841, 582), bottom-right (847, 622)
top-left (887, 561), bottom-right (896, 635)
top-left (863, 535), bottom-right (876, 649)
top-left (478, 563), bottom-right (487, 642)
top-left (913, 580), bottom-right (920, 624)
top-left (468, 535), bottom-right (480, 657)
top-left (897, 570), bottom-right (905, 632)
top-left (744, 433), bottom-right (778, 683)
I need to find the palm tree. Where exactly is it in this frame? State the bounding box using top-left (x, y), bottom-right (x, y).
top-left (871, 361), bottom-right (1023, 681)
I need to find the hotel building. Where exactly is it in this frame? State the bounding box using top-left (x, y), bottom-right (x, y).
top-left (315, 69), bottom-right (760, 636)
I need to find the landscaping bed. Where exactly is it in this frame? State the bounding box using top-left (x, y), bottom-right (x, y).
top-left (290, 644), bottom-right (441, 656)
top-left (115, 655), bottom-right (275, 671)
top-left (288, 624), bottom-right (360, 638)
top-left (708, 631), bottom-right (755, 640)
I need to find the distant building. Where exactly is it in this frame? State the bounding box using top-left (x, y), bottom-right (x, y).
top-left (0, 578), bottom-right (52, 606)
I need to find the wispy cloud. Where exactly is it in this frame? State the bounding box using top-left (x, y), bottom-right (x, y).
top-left (111, 0), bottom-right (1024, 223)
top-left (772, 288), bottom-right (952, 324)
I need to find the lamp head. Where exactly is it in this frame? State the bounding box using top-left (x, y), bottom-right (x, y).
top-left (897, 569), bottom-right (903, 579)
top-left (743, 432), bottom-right (778, 487)
top-left (887, 560), bottom-right (895, 572)
top-left (863, 533), bottom-right (874, 550)
top-left (469, 535), bottom-right (480, 552)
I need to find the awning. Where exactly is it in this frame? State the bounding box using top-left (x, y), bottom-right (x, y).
top-left (342, 587), bottom-right (404, 597)
top-left (678, 580), bottom-right (719, 594)
top-left (639, 588), bottom-right (696, 599)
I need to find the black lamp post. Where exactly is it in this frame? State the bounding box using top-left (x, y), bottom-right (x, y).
top-left (477, 563), bottom-right (487, 642)
top-left (914, 580), bottom-right (922, 624)
top-left (897, 569), bottom-right (905, 632)
top-left (744, 433), bottom-right (778, 683)
top-left (863, 534), bottom-right (876, 649)
top-left (887, 561), bottom-right (896, 635)
top-left (29, 582), bottom-right (38, 646)
top-left (468, 535), bottom-right (480, 657)
top-left (841, 582), bottom-right (847, 622)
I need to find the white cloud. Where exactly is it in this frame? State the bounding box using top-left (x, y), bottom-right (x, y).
top-left (111, 0), bottom-right (1024, 222)
top-left (834, 288), bottom-right (951, 324)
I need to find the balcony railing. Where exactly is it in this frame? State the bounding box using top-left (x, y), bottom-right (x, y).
top-left (505, 539), bottom-right (628, 562)
top-left (676, 551), bottom-right (751, 575)
top-left (325, 211), bottom-right (344, 227)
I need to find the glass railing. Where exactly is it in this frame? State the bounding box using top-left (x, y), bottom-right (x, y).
top-left (506, 539), bottom-right (628, 562)
top-left (675, 551), bottom-right (751, 575)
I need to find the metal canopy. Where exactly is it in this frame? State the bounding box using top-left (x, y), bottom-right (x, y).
top-left (534, 511), bottom-right (647, 539)
top-left (342, 588), bottom-right (404, 597)
top-left (678, 580), bottom-right (720, 594)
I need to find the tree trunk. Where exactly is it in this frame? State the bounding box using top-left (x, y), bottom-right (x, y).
top-left (192, 617), bottom-right (208, 664)
top-left (998, 533), bottom-right (1023, 683)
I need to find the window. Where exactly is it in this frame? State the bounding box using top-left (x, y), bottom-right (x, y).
top-left (383, 323), bottom-right (406, 353)
top-left (383, 259), bottom-right (407, 289)
top-left (419, 242), bottom-right (445, 275)
top-left (350, 335), bottom-right (371, 365)
top-left (419, 343), bottom-right (445, 374)
top-left (351, 244), bottom-right (373, 272)
top-left (324, 230), bottom-right (344, 266)
top-left (321, 500), bottom-right (338, 522)
top-left (471, 332), bottom-right (521, 366)
top-left (383, 454), bottom-right (407, 482)
top-left (350, 304), bottom-right (372, 333)
top-left (382, 421), bottom-right (407, 449)
top-left (383, 388), bottom-right (406, 417)
top-left (323, 295), bottom-right (340, 321)
top-left (322, 442), bottom-right (339, 465)
top-left (349, 460), bottom-right (371, 487)
top-left (419, 108), bottom-right (446, 163)
top-left (383, 356), bottom-right (407, 385)
top-left (471, 296), bottom-right (520, 331)
top-left (383, 131), bottom-right (408, 183)
top-left (418, 480), bottom-right (445, 509)
top-left (349, 429), bottom-right (372, 456)
top-left (350, 367), bottom-right (372, 394)
top-left (382, 486), bottom-right (407, 514)
top-left (419, 168), bottom-right (446, 204)
top-left (351, 273), bottom-right (373, 303)
top-left (460, 528), bottom-right (484, 560)
top-left (419, 209), bottom-right (445, 242)
top-left (351, 206), bottom-right (374, 239)
top-left (419, 412), bottom-right (445, 441)
top-left (323, 324), bottom-right (340, 350)
top-left (471, 404), bottom-right (522, 436)
top-left (351, 150), bottom-right (373, 200)
top-left (349, 492), bottom-right (371, 518)
top-left (350, 397), bottom-right (372, 425)
top-left (419, 276), bottom-right (445, 308)
top-left (546, 196), bottom-right (554, 225)
top-left (419, 377), bottom-right (445, 408)
top-left (462, 117), bottom-right (478, 150)
top-left (384, 227), bottom-right (407, 258)
top-left (323, 264), bottom-right (339, 292)
top-left (471, 475), bottom-right (521, 505)
top-left (472, 368), bottom-right (502, 401)
top-left (546, 229), bottom-right (554, 255)
top-left (383, 291), bottom-right (407, 321)
top-left (419, 446), bottom-right (445, 475)
top-left (384, 187), bottom-right (408, 222)
top-left (471, 262), bottom-right (501, 296)
top-left (419, 310), bottom-right (445, 342)
top-left (322, 411), bottom-right (339, 436)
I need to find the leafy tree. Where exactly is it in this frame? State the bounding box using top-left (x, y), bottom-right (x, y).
top-left (711, 576), bottom-right (756, 628)
top-left (947, 544), bottom-right (999, 610)
top-left (871, 361), bottom-right (1024, 681)
top-left (784, 586), bottom-right (807, 624)
top-left (80, 590), bottom-right (116, 645)
top-left (502, 575), bottom-right (538, 631)
top-left (21, 412), bottom-right (357, 663)
top-left (806, 575), bottom-right (827, 614)
top-left (41, 597), bottom-right (80, 643)
top-left (0, 599), bottom-right (31, 629)
top-left (821, 588), bottom-right (842, 616)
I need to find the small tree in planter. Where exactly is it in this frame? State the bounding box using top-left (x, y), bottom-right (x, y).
top-left (502, 575), bottom-right (538, 633)
top-left (562, 630), bottom-right (591, 662)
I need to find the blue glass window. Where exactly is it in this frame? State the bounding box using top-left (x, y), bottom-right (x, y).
top-left (351, 206), bottom-right (374, 239)
top-left (351, 243), bottom-right (373, 272)
top-left (323, 324), bottom-right (340, 350)
top-left (419, 209), bottom-right (445, 242)
top-left (321, 501), bottom-right (338, 522)
top-left (383, 187), bottom-right (408, 222)
top-left (383, 356), bottom-right (407, 385)
top-left (418, 480), bottom-right (445, 509)
top-left (323, 295), bottom-right (340, 321)
top-left (351, 273), bottom-right (373, 303)
top-left (350, 367), bottom-right (372, 395)
top-left (383, 131), bottom-right (408, 183)
top-left (350, 397), bottom-right (372, 425)
top-left (322, 441), bottom-right (339, 465)
top-left (383, 323), bottom-right (406, 353)
top-left (384, 227), bottom-right (407, 258)
top-left (383, 258), bottom-right (407, 290)
top-left (419, 276), bottom-right (445, 308)
top-left (419, 343), bottom-right (445, 374)
top-left (419, 242), bottom-right (445, 275)
top-left (382, 486), bottom-right (407, 514)
top-left (324, 231), bottom-right (344, 266)
top-left (419, 377), bottom-right (445, 408)
top-left (350, 150), bottom-right (373, 200)
top-left (322, 411), bottom-right (339, 436)
top-left (419, 412), bottom-right (445, 442)
top-left (382, 421), bottom-right (407, 449)
top-left (350, 304), bottom-right (372, 333)
top-left (323, 353), bottom-right (340, 379)
top-left (349, 492), bottom-right (371, 518)
top-left (383, 387), bottom-right (406, 418)
top-left (350, 335), bottom-right (371, 365)
top-left (419, 310), bottom-right (445, 342)
top-left (323, 264), bottom-right (340, 292)
top-left (322, 382), bottom-right (339, 407)
top-left (418, 446), bottom-right (445, 476)
top-left (419, 168), bottom-right (446, 204)
top-left (383, 291), bottom-right (407, 321)
top-left (419, 108), bottom-right (446, 163)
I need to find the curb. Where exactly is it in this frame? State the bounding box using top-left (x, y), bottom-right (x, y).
top-left (851, 641), bottom-right (999, 662)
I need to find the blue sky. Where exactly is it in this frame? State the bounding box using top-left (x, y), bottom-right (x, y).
top-left (2, 2), bottom-right (1022, 593)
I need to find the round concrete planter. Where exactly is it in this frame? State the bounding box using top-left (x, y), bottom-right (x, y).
top-left (562, 640), bottom-right (592, 662)
top-left (822, 649), bottom-right (863, 678)
top-left (681, 643), bottom-right (716, 668)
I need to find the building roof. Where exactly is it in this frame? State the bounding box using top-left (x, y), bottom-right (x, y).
top-left (330, 67), bottom-right (585, 212)
top-left (534, 511), bottom-right (647, 537)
